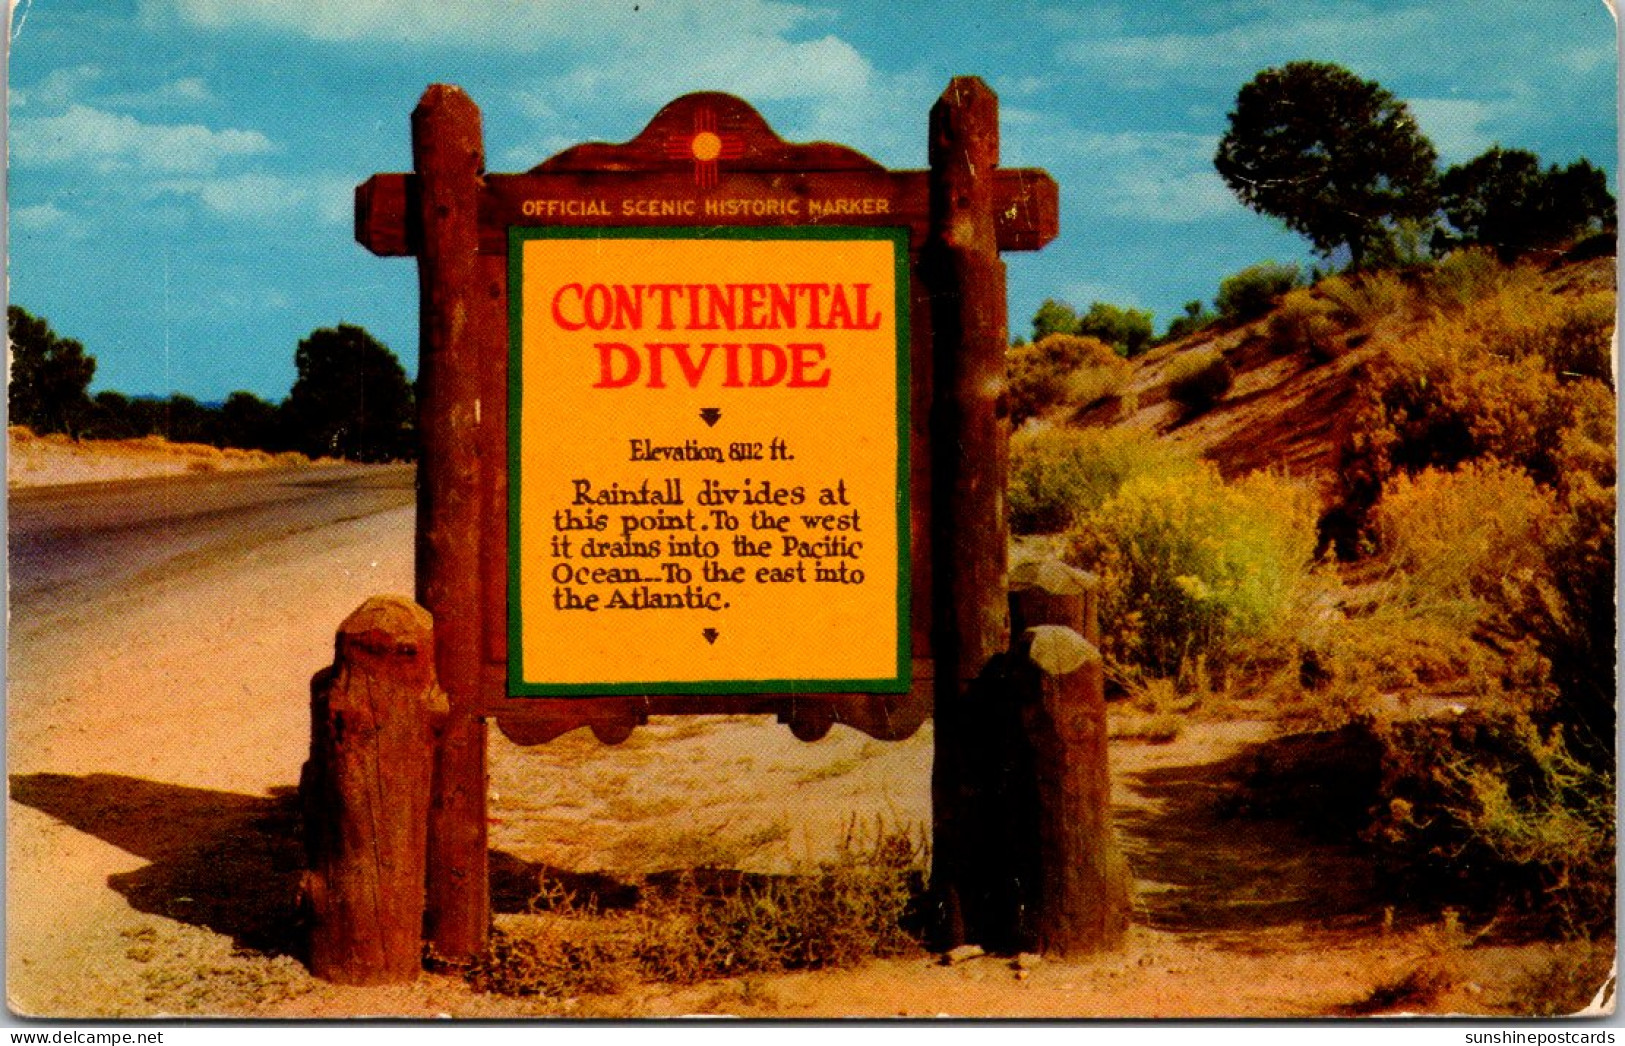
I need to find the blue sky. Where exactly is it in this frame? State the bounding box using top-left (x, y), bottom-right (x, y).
top-left (7, 0), bottom-right (1618, 402)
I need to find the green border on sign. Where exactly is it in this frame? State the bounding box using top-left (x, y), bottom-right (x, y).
top-left (507, 225), bottom-right (912, 697)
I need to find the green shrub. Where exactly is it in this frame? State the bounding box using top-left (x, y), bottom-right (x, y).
top-left (1166, 348), bottom-right (1234, 413)
top-left (1162, 300), bottom-right (1219, 342)
top-left (1216, 261), bottom-right (1302, 322)
top-left (466, 821), bottom-right (926, 996)
top-left (1008, 426), bottom-right (1198, 534)
top-left (1006, 333), bottom-right (1127, 426)
top-left (1031, 298), bottom-right (1081, 341)
top-left (1486, 292), bottom-right (1614, 388)
top-left (1267, 290), bottom-right (1345, 361)
top-left (1326, 286), bottom-right (1615, 554)
top-left (1420, 248), bottom-right (1519, 313)
top-left (1077, 301), bottom-right (1155, 357)
top-left (1064, 464), bottom-right (1319, 681)
top-left (1369, 713), bottom-right (1615, 935)
top-left (1318, 270), bottom-right (1410, 324)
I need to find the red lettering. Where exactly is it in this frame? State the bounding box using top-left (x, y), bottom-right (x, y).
top-left (718, 343), bottom-right (744, 387)
top-left (552, 283), bottom-right (586, 331)
top-left (583, 284), bottom-right (613, 330)
top-left (649, 284), bottom-right (681, 330)
top-left (705, 284), bottom-right (736, 329)
top-left (852, 284), bottom-right (883, 329)
top-left (768, 284), bottom-right (796, 329)
top-left (787, 343), bottom-right (831, 387)
top-left (826, 284), bottom-right (855, 329)
top-left (592, 342), bottom-right (640, 387)
top-left (749, 343), bottom-right (787, 387)
top-left (801, 283), bottom-right (832, 328)
top-left (670, 343), bottom-right (715, 387)
top-left (740, 284), bottom-right (768, 328)
top-left (611, 284), bottom-right (643, 330)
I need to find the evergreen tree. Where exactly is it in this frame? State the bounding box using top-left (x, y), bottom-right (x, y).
top-left (1215, 61), bottom-right (1438, 268)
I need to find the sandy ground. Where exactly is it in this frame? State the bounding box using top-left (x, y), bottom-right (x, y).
top-left (5, 471), bottom-right (1615, 1019)
top-left (7, 429), bottom-right (322, 489)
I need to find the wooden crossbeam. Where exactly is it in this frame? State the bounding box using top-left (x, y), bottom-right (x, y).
top-left (356, 166), bottom-right (1057, 257)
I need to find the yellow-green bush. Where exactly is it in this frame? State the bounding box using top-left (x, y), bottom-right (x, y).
top-left (1008, 426), bottom-right (1197, 534)
top-left (1481, 472), bottom-right (1618, 763)
top-left (1327, 281), bottom-right (1615, 554)
top-left (1215, 261), bottom-right (1302, 321)
top-left (1368, 713), bottom-right (1615, 935)
top-left (1318, 270), bottom-right (1410, 325)
top-left (466, 823), bottom-right (926, 995)
top-left (1165, 347), bottom-right (1233, 414)
top-left (1267, 290), bottom-right (1345, 361)
top-left (1006, 333), bottom-right (1128, 425)
top-left (1420, 248), bottom-right (1524, 313)
top-left (1486, 291), bottom-right (1615, 388)
top-left (1065, 463), bottom-right (1318, 681)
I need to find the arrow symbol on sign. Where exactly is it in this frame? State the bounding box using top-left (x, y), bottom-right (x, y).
top-left (702, 628), bottom-right (720, 644)
top-left (699, 407), bottom-right (722, 427)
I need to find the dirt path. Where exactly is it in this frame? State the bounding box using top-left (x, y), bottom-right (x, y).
top-left (6, 489), bottom-right (1611, 1017)
top-left (7, 494), bottom-right (416, 1016)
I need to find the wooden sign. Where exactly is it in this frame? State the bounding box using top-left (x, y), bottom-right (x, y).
top-left (357, 89), bottom-right (1057, 744)
top-left (508, 227), bottom-right (911, 695)
top-left (356, 78), bottom-right (1063, 963)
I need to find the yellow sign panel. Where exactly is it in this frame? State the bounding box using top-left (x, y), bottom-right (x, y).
top-left (508, 228), bottom-right (910, 695)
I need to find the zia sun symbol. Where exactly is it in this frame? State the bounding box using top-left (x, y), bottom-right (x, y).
top-left (663, 108), bottom-right (744, 189)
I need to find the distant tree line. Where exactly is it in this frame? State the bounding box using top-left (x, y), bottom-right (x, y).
top-left (1214, 60), bottom-right (1615, 270)
top-left (1028, 60), bottom-right (1614, 347)
top-left (7, 308), bottom-right (416, 463)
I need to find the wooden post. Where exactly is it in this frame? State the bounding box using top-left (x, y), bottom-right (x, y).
top-left (926, 76), bottom-right (1012, 948)
top-left (302, 596), bottom-right (448, 984)
top-left (1011, 561), bottom-right (1129, 955)
top-left (412, 83), bottom-right (492, 962)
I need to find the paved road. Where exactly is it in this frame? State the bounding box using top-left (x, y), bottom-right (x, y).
top-left (8, 464), bottom-right (415, 639)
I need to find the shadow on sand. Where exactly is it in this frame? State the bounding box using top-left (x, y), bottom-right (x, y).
top-left (11, 727), bottom-right (1420, 963)
top-left (9, 773), bottom-right (309, 957)
top-left (1114, 725), bottom-right (1397, 939)
top-left (7, 772), bottom-right (736, 961)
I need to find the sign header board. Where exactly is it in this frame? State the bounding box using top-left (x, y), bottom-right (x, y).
top-left (508, 226), bottom-right (911, 695)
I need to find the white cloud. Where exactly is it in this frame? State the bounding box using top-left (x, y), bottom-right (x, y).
top-left (103, 77), bottom-right (218, 108)
top-left (15, 65), bottom-right (216, 112)
top-left (1023, 127), bottom-right (1235, 224)
top-left (172, 0), bottom-right (924, 161)
top-left (168, 0), bottom-right (573, 44)
top-left (196, 173), bottom-right (354, 225)
top-left (1105, 167), bottom-right (1237, 224)
top-left (499, 6), bottom-right (928, 165)
top-left (1055, 279), bottom-right (1148, 311)
top-left (10, 202), bottom-right (92, 240)
top-left (11, 64), bottom-right (103, 109)
top-left (1058, 4), bottom-right (1441, 89)
top-left (1409, 98), bottom-right (1502, 165)
top-left (11, 104), bottom-right (273, 174)
top-left (557, 31), bottom-right (873, 107)
top-left (167, 0), bottom-right (821, 51)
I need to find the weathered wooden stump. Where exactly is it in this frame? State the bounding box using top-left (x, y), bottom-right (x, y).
top-left (302, 596), bottom-right (448, 984)
top-left (1010, 559), bottom-right (1130, 955)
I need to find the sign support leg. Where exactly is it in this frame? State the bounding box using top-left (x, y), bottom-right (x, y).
top-left (926, 76), bottom-right (1012, 947)
top-left (412, 84), bottom-right (493, 962)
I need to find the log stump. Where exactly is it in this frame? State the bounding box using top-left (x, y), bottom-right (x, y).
top-left (302, 596), bottom-right (448, 984)
top-left (1011, 560), bottom-right (1130, 955)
